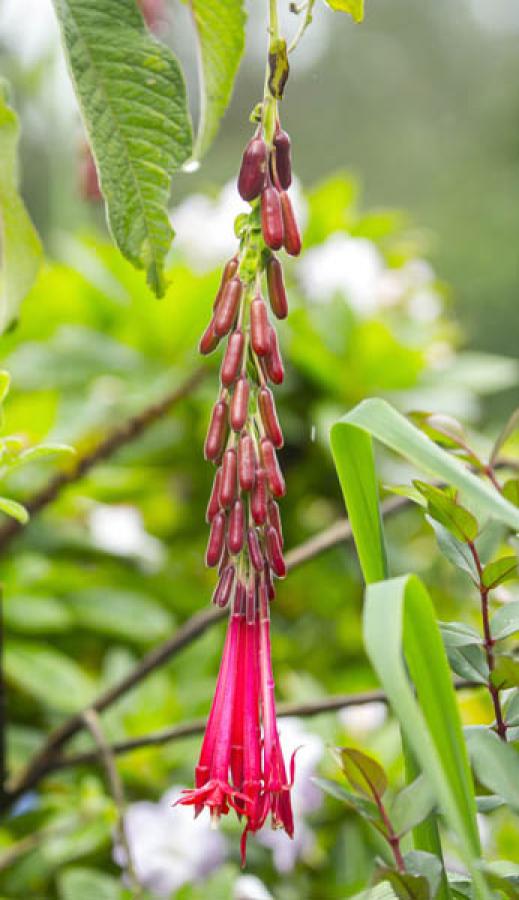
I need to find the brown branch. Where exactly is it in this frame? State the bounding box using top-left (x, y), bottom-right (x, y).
top-left (0, 366), bottom-right (207, 554)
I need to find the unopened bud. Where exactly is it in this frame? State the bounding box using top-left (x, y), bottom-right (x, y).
top-left (221, 329), bottom-right (245, 386)
top-left (274, 128), bottom-right (292, 190)
top-left (206, 468), bottom-right (222, 522)
top-left (230, 376), bottom-right (250, 432)
top-left (280, 191), bottom-right (301, 257)
top-left (238, 137), bottom-right (268, 202)
top-left (228, 499), bottom-right (245, 554)
top-left (268, 499), bottom-right (284, 548)
top-left (214, 277), bottom-right (242, 337)
top-left (266, 257), bottom-right (288, 319)
top-left (259, 386), bottom-right (283, 448)
top-left (220, 448), bottom-right (238, 508)
top-left (264, 326), bottom-right (284, 384)
top-left (234, 579), bottom-right (247, 615)
top-left (251, 467), bottom-right (268, 524)
top-left (204, 400), bottom-right (229, 462)
top-left (238, 432), bottom-right (256, 492)
top-left (266, 525), bottom-right (286, 578)
top-left (212, 564), bottom-right (236, 607)
top-left (206, 511), bottom-right (226, 567)
top-left (261, 438), bottom-right (285, 498)
top-left (261, 186), bottom-right (284, 251)
top-left (264, 563), bottom-right (276, 601)
top-left (250, 298), bottom-right (270, 356)
top-left (199, 318), bottom-right (220, 355)
top-left (247, 527), bottom-right (264, 572)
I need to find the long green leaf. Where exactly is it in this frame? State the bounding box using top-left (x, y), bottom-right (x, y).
top-left (189, 0), bottom-right (246, 160)
top-left (0, 84), bottom-right (42, 332)
top-left (364, 576), bottom-right (489, 898)
top-left (331, 398), bottom-right (519, 534)
top-left (53, 0), bottom-right (193, 297)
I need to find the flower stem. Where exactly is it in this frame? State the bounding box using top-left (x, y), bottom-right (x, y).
top-left (467, 540), bottom-right (507, 741)
top-left (288, 0), bottom-right (316, 53)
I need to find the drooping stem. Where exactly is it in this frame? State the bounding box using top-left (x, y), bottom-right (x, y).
top-left (467, 540), bottom-right (507, 741)
top-left (288, 0), bottom-right (316, 54)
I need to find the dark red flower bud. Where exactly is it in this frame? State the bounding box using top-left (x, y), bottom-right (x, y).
top-left (266, 525), bottom-right (286, 578)
top-left (264, 563), bottom-right (276, 600)
top-left (274, 128), bottom-right (292, 190)
top-left (234, 578), bottom-right (246, 615)
top-left (206, 511), bottom-right (226, 567)
top-left (246, 580), bottom-right (257, 624)
top-left (258, 386), bottom-right (283, 448)
top-left (221, 329), bottom-right (245, 386)
top-left (247, 527), bottom-right (264, 572)
top-left (212, 564), bottom-right (235, 607)
top-left (220, 448), bottom-right (237, 507)
top-left (228, 499), bottom-right (245, 554)
top-left (264, 326), bottom-right (284, 385)
top-left (218, 547), bottom-right (229, 575)
top-left (261, 186), bottom-right (284, 251)
top-left (268, 499), bottom-right (284, 548)
top-left (214, 277), bottom-right (242, 337)
top-left (213, 257), bottom-right (239, 311)
top-left (206, 467), bottom-right (222, 522)
top-left (204, 400), bottom-right (228, 462)
top-left (230, 376), bottom-right (249, 432)
top-left (261, 437), bottom-right (285, 498)
top-left (280, 191), bottom-right (301, 257)
top-left (251, 467), bottom-right (268, 524)
top-left (199, 318), bottom-right (220, 355)
top-left (238, 137), bottom-right (268, 202)
top-left (250, 298), bottom-right (270, 356)
top-left (266, 256), bottom-right (288, 319)
top-left (238, 432), bottom-right (256, 492)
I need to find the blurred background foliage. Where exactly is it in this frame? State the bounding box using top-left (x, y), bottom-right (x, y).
top-left (0, 1), bottom-right (518, 898)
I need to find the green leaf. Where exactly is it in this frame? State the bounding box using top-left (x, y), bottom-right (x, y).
top-left (313, 776), bottom-right (381, 825)
top-left (189, 0), bottom-right (246, 160)
top-left (414, 481), bottom-right (478, 543)
top-left (490, 654), bottom-right (519, 690)
top-left (363, 576), bottom-right (487, 895)
top-left (504, 690), bottom-right (519, 726)
top-left (334, 746), bottom-right (388, 800)
top-left (325, 0), bottom-right (365, 23)
top-left (476, 795), bottom-right (505, 813)
top-left (390, 777), bottom-right (436, 838)
top-left (58, 867), bottom-right (123, 900)
top-left (330, 399), bottom-right (519, 533)
top-left (490, 407), bottom-right (519, 466)
top-left (16, 443), bottom-right (75, 465)
top-left (445, 644), bottom-right (489, 685)
top-left (0, 84), bottom-right (43, 332)
top-left (65, 588), bottom-right (173, 643)
top-left (0, 496), bottom-right (28, 523)
top-left (482, 556), bottom-right (517, 590)
top-left (376, 866), bottom-right (430, 900)
top-left (502, 479), bottom-right (519, 508)
top-left (491, 601), bottom-right (519, 640)
top-left (52, 0), bottom-right (193, 297)
top-left (404, 852), bottom-right (443, 898)
top-left (466, 729), bottom-right (519, 813)
top-left (439, 621), bottom-right (482, 649)
top-left (0, 370), bottom-right (10, 405)
top-left (5, 595), bottom-right (73, 634)
top-left (426, 518), bottom-right (479, 580)
top-left (5, 640), bottom-right (96, 713)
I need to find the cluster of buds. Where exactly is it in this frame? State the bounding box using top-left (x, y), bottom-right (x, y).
top-left (178, 117), bottom-right (302, 861)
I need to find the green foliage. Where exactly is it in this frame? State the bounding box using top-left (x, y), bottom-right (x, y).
top-left (0, 83), bottom-right (42, 333)
top-left (189, 0), bottom-right (246, 159)
top-left (52, 0), bottom-right (193, 297)
top-left (325, 0), bottom-right (365, 24)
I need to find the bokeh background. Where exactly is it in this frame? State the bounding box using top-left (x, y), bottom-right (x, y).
top-left (0, 1), bottom-right (518, 898)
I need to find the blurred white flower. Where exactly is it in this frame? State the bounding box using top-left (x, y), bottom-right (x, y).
top-left (338, 701), bottom-right (387, 736)
top-left (172, 179), bottom-right (307, 273)
top-left (257, 717), bottom-right (324, 873)
top-left (89, 503), bottom-right (165, 568)
top-left (234, 875), bottom-right (274, 900)
top-left (299, 233), bottom-right (384, 315)
top-left (116, 787), bottom-right (228, 897)
top-left (0, 0), bottom-right (58, 66)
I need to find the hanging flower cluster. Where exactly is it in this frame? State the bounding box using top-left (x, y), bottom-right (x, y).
top-left (177, 117), bottom-right (302, 863)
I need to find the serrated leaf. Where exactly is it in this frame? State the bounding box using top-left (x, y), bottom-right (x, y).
top-left (53, 0), bottom-right (193, 297)
top-left (445, 643), bottom-right (489, 685)
top-left (334, 746), bottom-right (388, 800)
top-left (426, 517), bottom-right (479, 580)
top-left (4, 640), bottom-right (96, 713)
top-left (439, 621), bottom-right (482, 649)
top-left (490, 407), bottom-right (519, 466)
top-left (482, 556), bottom-right (518, 590)
top-left (390, 777), bottom-right (436, 838)
top-left (0, 496), bottom-right (28, 523)
top-left (503, 478), bottom-right (519, 508)
top-left (190, 0), bottom-right (246, 159)
top-left (0, 83), bottom-right (43, 331)
top-left (467, 729), bottom-right (519, 813)
top-left (414, 481), bottom-right (478, 542)
top-left (490, 654), bottom-right (519, 690)
top-left (312, 776), bottom-right (382, 826)
top-left (325, 0), bottom-right (365, 24)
